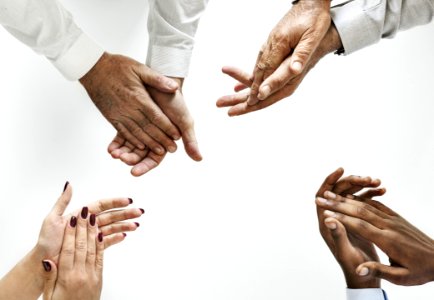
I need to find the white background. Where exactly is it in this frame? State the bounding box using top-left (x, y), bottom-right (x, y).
top-left (1, 0), bottom-right (434, 299)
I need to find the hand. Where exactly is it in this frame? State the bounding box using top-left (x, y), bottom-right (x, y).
top-left (217, 20), bottom-right (342, 116)
top-left (108, 78), bottom-right (202, 176)
top-left (247, 0), bottom-right (331, 105)
top-left (315, 168), bottom-right (385, 288)
top-left (80, 52), bottom-right (181, 154)
top-left (42, 214), bottom-right (104, 300)
top-left (37, 182), bottom-right (144, 263)
top-left (318, 189), bottom-right (434, 286)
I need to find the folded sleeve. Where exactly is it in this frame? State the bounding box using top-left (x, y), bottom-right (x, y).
top-left (331, 0), bottom-right (434, 55)
top-left (146, 0), bottom-right (209, 78)
top-left (0, 0), bottom-right (104, 80)
top-left (346, 288), bottom-right (387, 300)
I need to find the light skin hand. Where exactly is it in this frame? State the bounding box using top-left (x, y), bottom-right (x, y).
top-left (79, 52), bottom-right (181, 154)
top-left (247, 0), bottom-right (331, 105)
top-left (107, 77), bottom-right (202, 176)
top-left (42, 214), bottom-right (104, 300)
top-left (315, 168), bottom-right (385, 288)
top-left (318, 190), bottom-right (434, 286)
top-left (217, 21), bottom-right (343, 116)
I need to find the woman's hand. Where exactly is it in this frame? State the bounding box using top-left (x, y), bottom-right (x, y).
top-left (42, 213), bottom-right (104, 300)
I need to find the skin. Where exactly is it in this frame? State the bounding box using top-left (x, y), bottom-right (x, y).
top-left (315, 168), bottom-right (385, 288)
top-left (246, 0), bottom-right (331, 105)
top-left (217, 16), bottom-right (343, 117)
top-left (0, 182), bottom-right (143, 300)
top-left (318, 188), bottom-right (434, 286)
top-left (42, 214), bottom-right (104, 300)
top-left (107, 78), bottom-right (202, 177)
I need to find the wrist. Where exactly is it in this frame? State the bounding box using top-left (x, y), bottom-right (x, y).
top-left (317, 22), bottom-right (343, 57)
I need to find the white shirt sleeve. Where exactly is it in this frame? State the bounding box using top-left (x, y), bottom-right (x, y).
top-left (146, 0), bottom-right (209, 78)
top-left (0, 0), bottom-right (104, 80)
top-left (346, 288), bottom-right (386, 300)
top-left (331, 0), bottom-right (434, 55)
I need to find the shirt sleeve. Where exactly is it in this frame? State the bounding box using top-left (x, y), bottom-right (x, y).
top-left (0, 0), bottom-right (104, 80)
top-left (146, 0), bottom-right (209, 78)
top-left (330, 0), bottom-right (434, 55)
top-left (346, 288), bottom-right (387, 300)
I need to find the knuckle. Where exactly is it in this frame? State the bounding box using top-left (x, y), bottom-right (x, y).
top-left (76, 239), bottom-right (87, 251)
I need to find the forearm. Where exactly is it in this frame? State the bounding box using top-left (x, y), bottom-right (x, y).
top-left (146, 0), bottom-right (209, 77)
top-left (0, 246), bottom-right (45, 300)
top-left (0, 0), bottom-right (103, 80)
top-left (331, 0), bottom-right (434, 55)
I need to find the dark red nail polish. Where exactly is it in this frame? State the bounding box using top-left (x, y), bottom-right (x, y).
top-left (81, 207), bottom-right (88, 219)
top-left (139, 208), bottom-right (145, 214)
top-left (135, 222), bottom-right (140, 227)
top-left (42, 260), bottom-right (51, 272)
top-left (90, 214), bottom-right (96, 226)
top-left (63, 181), bottom-right (69, 192)
top-left (123, 233), bottom-right (127, 237)
top-left (70, 216), bottom-right (77, 227)
top-left (128, 198), bottom-right (133, 204)
top-left (98, 232), bottom-right (103, 242)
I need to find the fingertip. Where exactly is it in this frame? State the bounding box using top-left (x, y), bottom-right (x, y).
top-left (357, 266), bottom-right (369, 277)
top-left (291, 61), bottom-right (303, 74)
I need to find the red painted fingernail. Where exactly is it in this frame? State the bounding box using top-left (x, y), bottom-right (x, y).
top-left (135, 222), bottom-right (140, 227)
top-left (139, 208), bottom-right (145, 214)
top-left (123, 233), bottom-right (127, 237)
top-left (70, 216), bottom-right (77, 227)
top-left (98, 232), bottom-right (103, 242)
top-left (128, 198), bottom-right (133, 204)
top-left (63, 181), bottom-right (69, 192)
top-left (81, 207), bottom-right (88, 219)
top-left (90, 214), bottom-right (96, 226)
top-left (42, 260), bottom-right (51, 272)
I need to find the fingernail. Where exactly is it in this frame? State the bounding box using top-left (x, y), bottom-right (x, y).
top-left (135, 222), bottom-right (140, 227)
top-left (168, 145), bottom-right (177, 153)
top-left (123, 233), bottom-right (127, 237)
top-left (324, 210), bottom-right (336, 218)
top-left (81, 207), bottom-right (88, 219)
top-left (166, 80), bottom-right (178, 89)
top-left (325, 221), bottom-right (337, 230)
top-left (63, 181), bottom-right (69, 192)
top-left (316, 197), bottom-right (328, 204)
top-left (358, 267), bottom-right (369, 276)
top-left (42, 260), bottom-right (51, 272)
top-left (128, 198), bottom-right (133, 204)
top-left (70, 216), bottom-right (77, 227)
top-left (155, 147), bottom-right (164, 155)
top-left (139, 208), bottom-right (145, 214)
top-left (98, 232), bottom-right (103, 242)
top-left (292, 61), bottom-right (303, 73)
top-left (173, 134), bottom-right (181, 141)
top-left (325, 191), bottom-right (336, 199)
top-left (258, 85), bottom-right (271, 100)
top-left (90, 214), bottom-right (96, 226)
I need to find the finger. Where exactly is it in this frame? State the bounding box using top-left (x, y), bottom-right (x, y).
top-left (365, 198), bottom-right (398, 217)
top-left (95, 231), bottom-right (104, 277)
top-left (222, 66), bottom-right (253, 87)
top-left (131, 151), bottom-right (166, 176)
top-left (42, 260), bottom-right (57, 300)
top-left (137, 64), bottom-right (179, 93)
top-left (86, 214), bottom-right (97, 270)
top-left (258, 56), bottom-right (293, 100)
top-left (246, 48), bottom-right (266, 106)
top-left (88, 197), bottom-right (133, 216)
top-left (97, 207), bottom-right (144, 227)
top-left (332, 176), bottom-right (380, 196)
top-left (122, 116), bottom-right (165, 155)
top-left (357, 262), bottom-right (410, 286)
top-left (104, 232), bottom-right (127, 249)
top-left (358, 188), bottom-right (386, 200)
top-left (120, 148), bottom-right (150, 166)
top-left (324, 218), bottom-right (356, 260)
top-left (75, 207), bottom-right (89, 267)
top-left (180, 117), bottom-right (202, 162)
top-left (107, 134), bottom-right (126, 155)
top-left (113, 121), bottom-right (145, 150)
top-left (58, 216), bottom-right (77, 270)
top-left (315, 168), bottom-right (344, 198)
top-left (216, 91), bottom-right (249, 108)
top-left (140, 122), bottom-right (177, 153)
top-left (51, 181), bottom-right (73, 216)
top-left (234, 82), bottom-right (248, 92)
top-left (99, 221), bottom-right (140, 236)
top-left (226, 97), bottom-right (279, 116)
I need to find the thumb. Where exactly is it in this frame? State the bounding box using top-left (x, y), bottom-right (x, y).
top-left (356, 261), bottom-right (410, 285)
top-left (289, 34), bottom-right (321, 76)
top-left (137, 65), bottom-right (178, 93)
top-left (42, 260), bottom-right (58, 300)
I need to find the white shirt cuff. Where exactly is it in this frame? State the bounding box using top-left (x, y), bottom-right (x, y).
top-left (146, 45), bottom-right (191, 78)
top-left (331, 0), bottom-right (384, 55)
top-left (49, 32), bottom-right (104, 81)
top-left (346, 288), bottom-right (385, 300)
